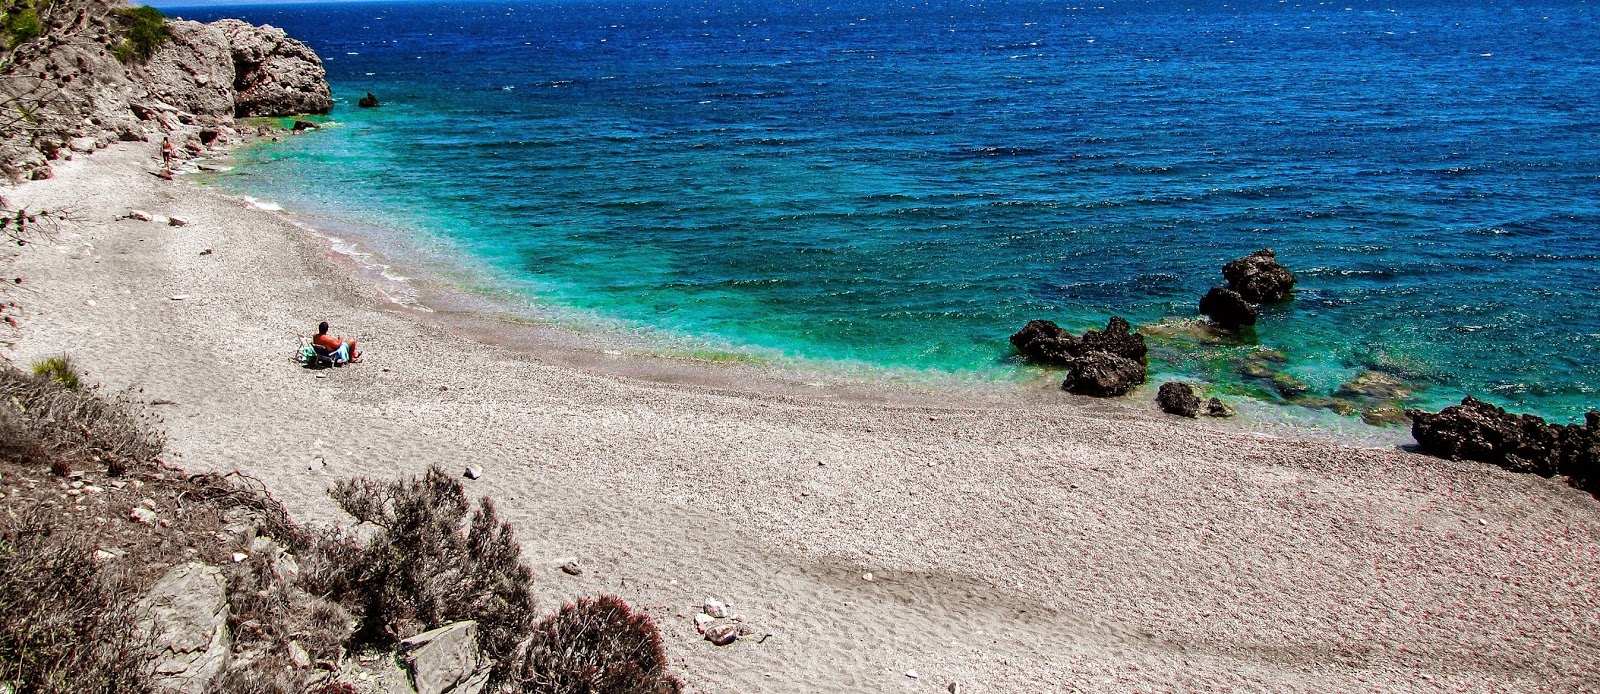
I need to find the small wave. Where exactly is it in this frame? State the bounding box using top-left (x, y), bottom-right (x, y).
top-left (242, 196), bottom-right (282, 211)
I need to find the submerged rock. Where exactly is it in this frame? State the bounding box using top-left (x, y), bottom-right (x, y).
top-left (1010, 317), bottom-right (1147, 366)
top-left (1222, 248), bottom-right (1297, 303)
top-left (1157, 382), bottom-right (1203, 418)
top-left (1062, 352), bottom-right (1146, 397)
top-left (1407, 397), bottom-right (1599, 494)
top-left (1335, 370), bottom-right (1414, 401)
top-left (1199, 286), bottom-right (1257, 328)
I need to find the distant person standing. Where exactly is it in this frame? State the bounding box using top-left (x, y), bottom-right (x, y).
top-left (313, 321), bottom-right (362, 363)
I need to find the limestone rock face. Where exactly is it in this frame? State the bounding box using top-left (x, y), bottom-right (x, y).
top-left (1199, 286), bottom-right (1257, 328)
top-left (137, 563), bottom-right (231, 693)
top-left (143, 21), bottom-right (236, 119)
top-left (213, 19), bottom-right (333, 117)
top-left (1222, 248), bottom-right (1297, 303)
top-left (398, 620), bottom-right (490, 694)
top-left (1062, 352), bottom-right (1146, 397)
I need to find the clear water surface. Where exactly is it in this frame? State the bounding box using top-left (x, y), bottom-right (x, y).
top-left (159, 0), bottom-right (1600, 425)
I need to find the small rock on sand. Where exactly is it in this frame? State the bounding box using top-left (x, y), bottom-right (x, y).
top-left (169, 295), bottom-right (189, 301)
top-left (130, 507), bottom-right (158, 525)
top-left (463, 465), bottom-right (483, 480)
top-left (703, 599), bottom-right (729, 619)
top-left (705, 623), bottom-right (738, 646)
top-left (559, 561), bottom-right (582, 576)
top-left (126, 209), bottom-right (153, 221)
top-left (168, 216), bottom-right (188, 227)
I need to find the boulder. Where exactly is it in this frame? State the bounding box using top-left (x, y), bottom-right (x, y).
top-left (1205, 397), bottom-right (1235, 418)
top-left (1079, 316), bottom-right (1148, 361)
top-left (1011, 317), bottom-right (1146, 366)
top-left (358, 92), bottom-right (381, 107)
top-left (398, 621), bottom-right (489, 694)
top-left (1062, 352), bottom-right (1146, 397)
top-left (137, 563), bottom-right (230, 693)
top-left (1222, 249), bottom-right (1296, 303)
top-left (1199, 286), bottom-right (1257, 328)
top-left (1407, 397), bottom-right (1599, 494)
top-left (1157, 382), bottom-right (1203, 417)
top-left (213, 19), bottom-right (334, 117)
top-left (1009, 319), bottom-right (1080, 366)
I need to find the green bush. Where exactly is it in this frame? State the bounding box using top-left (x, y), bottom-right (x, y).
top-left (1, 6), bottom-right (41, 47)
top-left (111, 4), bottom-right (167, 62)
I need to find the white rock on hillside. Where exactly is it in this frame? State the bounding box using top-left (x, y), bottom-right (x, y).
top-left (398, 620), bottom-right (490, 694)
top-left (137, 563), bottom-right (230, 693)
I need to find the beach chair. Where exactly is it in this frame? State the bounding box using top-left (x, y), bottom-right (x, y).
top-left (299, 338), bottom-right (348, 369)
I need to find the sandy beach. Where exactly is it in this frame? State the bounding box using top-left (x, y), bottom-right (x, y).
top-left (6, 141), bottom-right (1599, 692)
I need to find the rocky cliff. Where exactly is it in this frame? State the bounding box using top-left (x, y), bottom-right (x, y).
top-left (0, 0), bottom-right (331, 181)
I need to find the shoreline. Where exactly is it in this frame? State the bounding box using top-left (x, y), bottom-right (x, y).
top-left (8, 142), bottom-right (1600, 691)
top-left (201, 137), bottom-right (1418, 449)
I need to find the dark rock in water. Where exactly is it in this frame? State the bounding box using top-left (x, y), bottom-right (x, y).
top-left (1062, 352), bottom-right (1146, 397)
top-left (1407, 397), bottom-right (1600, 494)
top-left (1157, 382), bottom-right (1203, 418)
top-left (292, 119), bottom-right (318, 131)
top-left (1199, 286), bottom-right (1257, 328)
top-left (1222, 248), bottom-right (1297, 303)
top-left (1010, 317), bottom-right (1146, 366)
top-left (358, 92), bottom-right (381, 108)
top-left (1080, 316), bottom-right (1148, 362)
top-left (1205, 397), bottom-right (1236, 418)
top-left (1270, 373), bottom-right (1309, 399)
top-left (1010, 320), bottom-right (1081, 366)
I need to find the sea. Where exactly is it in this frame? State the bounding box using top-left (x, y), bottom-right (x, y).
top-left (155, 0), bottom-right (1600, 429)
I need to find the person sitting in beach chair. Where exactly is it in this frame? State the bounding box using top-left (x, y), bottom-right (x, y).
top-left (307, 321), bottom-right (361, 366)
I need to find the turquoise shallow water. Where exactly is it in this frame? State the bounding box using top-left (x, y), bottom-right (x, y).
top-left (167, 0), bottom-right (1600, 424)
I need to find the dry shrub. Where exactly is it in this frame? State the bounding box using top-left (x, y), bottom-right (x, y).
top-left (0, 398), bottom-right (49, 465)
top-left (0, 505), bottom-right (153, 693)
top-left (326, 466), bottom-right (536, 664)
top-left (212, 654), bottom-right (298, 694)
top-left (507, 595), bottom-right (682, 694)
top-left (0, 364), bottom-right (164, 470)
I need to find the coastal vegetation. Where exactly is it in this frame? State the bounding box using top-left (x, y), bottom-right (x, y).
top-left (0, 362), bottom-right (682, 691)
top-left (109, 4), bottom-right (167, 63)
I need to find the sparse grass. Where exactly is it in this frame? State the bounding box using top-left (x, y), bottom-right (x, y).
top-left (30, 353), bottom-right (77, 389)
top-left (0, 364), bottom-right (164, 472)
top-left (508, 595), bottom-right (683, 694)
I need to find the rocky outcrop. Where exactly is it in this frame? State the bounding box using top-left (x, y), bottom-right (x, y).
top-left (1222, 249), bottom-right (1296, 304)
top-left (0, 0), bottom-right (331, 181)
top-left (358, 92), bottom-right (380, 108)
top-left (1198, 286), bottom-right (1257, 328)
top-left (1157, 381), bottom-right (1235, 418)
top-left (1011, 317), bottom-right (1146, 366)
top-left (212, 19), bottom-right (332, 117)
top-left (143, 20), bottom-right (237, 119)
top-left (1157, 382), bottom-right (1203, 417)
top-left (137, 562), bottom-right (231, 693)
top-left (1407, 397), bottom-right (1599, 494)
top-left (1062, 352), bottom-right (1146, 398)
top-left (1013, 317), bottom-right (1149, 398)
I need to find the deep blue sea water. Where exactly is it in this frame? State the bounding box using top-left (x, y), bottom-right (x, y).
top-left (159, 0), bottom-right (1600, 424)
